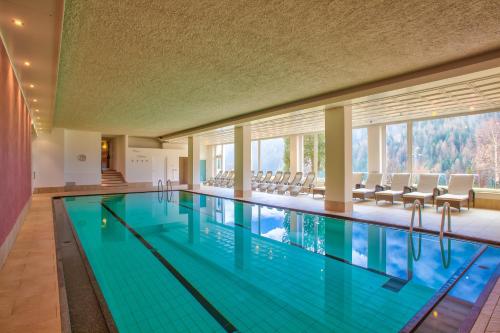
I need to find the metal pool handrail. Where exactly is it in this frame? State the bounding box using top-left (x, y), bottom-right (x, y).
top-left (157, 179), bottom-right (164, 203)
top-left (440, 201), bottom-right (452, 240)
top-left (166, 179), bottom-right (173, 202)
top-left (410, 200), bottom-right (422, 233)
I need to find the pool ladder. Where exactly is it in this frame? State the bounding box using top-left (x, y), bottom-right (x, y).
top-left (157, 179), bottom-right (173, 202)
top-left (409, 200), bottom-right (451, 240)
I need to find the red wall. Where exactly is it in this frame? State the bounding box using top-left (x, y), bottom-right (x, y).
top-left (0, 41), bottom-right (32, 246)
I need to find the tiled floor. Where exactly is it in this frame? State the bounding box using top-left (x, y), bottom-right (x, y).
top-left (472, 279), bottom-right (500, 333)
top-left (0, 195), bottom-right (60, 333)
top-left (0, 184), bottom-right (498, 332)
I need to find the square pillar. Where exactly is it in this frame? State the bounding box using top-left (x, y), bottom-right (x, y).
top-left (234, 125), bottom-right (252, 198)
top-left (367, 125), bottom-right (384, 173)
top-left (407, 120), bottom-right (413, 175)
top-left (324, 106), bottom-right (353, 212)
top-left (297, 135), bottom-right (304, 172)
top-left (188, 136), bottom-right (200, 189)
top-left (289, 135), bottom-right (299, 174)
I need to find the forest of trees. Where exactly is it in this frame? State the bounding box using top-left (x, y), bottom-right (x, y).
top-left (246, 111), bottom-right (499, 188)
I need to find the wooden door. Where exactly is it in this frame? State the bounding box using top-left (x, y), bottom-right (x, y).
top-left (179, 157), bottom-right (188, 184)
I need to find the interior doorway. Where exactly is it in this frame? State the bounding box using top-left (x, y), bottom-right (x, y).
top-left (101, 139), bottom-right (111, 171)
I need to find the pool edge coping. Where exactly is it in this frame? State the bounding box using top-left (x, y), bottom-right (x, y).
top-left (52, 198), bottom-right (119, 333)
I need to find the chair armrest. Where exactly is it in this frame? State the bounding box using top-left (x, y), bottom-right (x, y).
top-left (355, 183), bottom-right (364, 189)
top-left (433, 187), bottom-right (440, 198)
top-left (403, 186), bottom-right (412, 194)
top-left (375, 185), bottom-right (384, 192)
top-left (469, 189), bottom-right (475, 207)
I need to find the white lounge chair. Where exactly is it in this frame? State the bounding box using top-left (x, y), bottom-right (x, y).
top-left (435, 174), bottom-right (475, 212)
top-left (402, 174), bottom-right (440, 208)
top-left (252, 171), bottom-right (272, 190)
top-left (259, 171), bottom-right (283, 191)
top-left (352, 173), bottom-right (383, 200)
top-left (204, 170), bottom-right (222, 186)
top-left (276, 172), bottom-right (302, 194)
top-left (289, 172), bottom-right (315, 196)
top-left (252, 170), bottom-right (263, 183)
top-left (375, 173), bottom-right (411, 204)
top-left (352, 172), bottom-right (364, 189)
top-left (267, 171), bottom-right (290, 193)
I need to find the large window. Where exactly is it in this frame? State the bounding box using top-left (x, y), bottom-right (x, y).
top-left (317, 133), bottom-right (325, 179)
top-left (223, 144), bottom-right (234, 171)
top-left (303, 134), bottom-right (315, 174)
top-left (260, 137), bottom-right (287, 171)
top-left (214, 144), bottom-right (223, 173)
top-left (251, 140), bottom-right (259, 172)
top-left (413, 112), bottom-right (499, 188)
top-left (352, 128), bottom-right (368, 172)
top-left (386, 123), bottom-right (407, 173)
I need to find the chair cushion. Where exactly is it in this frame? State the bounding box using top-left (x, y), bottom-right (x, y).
top-left (448, 174), bottom-right (474, 195)
top-left (436, 193), bottom-right (469, 202)
top-left (390, 173), bottom-right (411, 191)
top-left (403, 192), bottom-right (433, 199)
top-left (353, 188), bottom-right (375, 194)
top-left (365, 173), bottom-right (383, 189)
top-left (416, 174), bottom-right (439, 193)
top-left (376, 190), bottom-right (403, 196)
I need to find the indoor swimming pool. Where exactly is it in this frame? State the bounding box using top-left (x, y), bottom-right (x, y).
top-left (60, 191), bottom-right (500, 333)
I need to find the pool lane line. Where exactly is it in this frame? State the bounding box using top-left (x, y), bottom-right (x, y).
top-left (100, 202), bottom-right (238, 333)
top-left (400, 244), bottom-right (487, 333)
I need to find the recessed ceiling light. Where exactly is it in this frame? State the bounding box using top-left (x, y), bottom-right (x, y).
top-left (12, 18), bottom-right (24, 27)
top-left (36, 117), bottom-right (40, 119)
top-left (35, 109), bottom-right (40, 112)
top-left (33, 98), bottom-right (38, 102)
top-left (24, 61), bottom-right (31, 67)
top-left (29, 84), bottom-right (35, 88)
top-left (431, 111), bottom-right (437, 117)
top-left (469, 106), bottom-right (475, 111)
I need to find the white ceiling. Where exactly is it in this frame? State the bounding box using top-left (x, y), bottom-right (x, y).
top-left (0, 0), bottom-right (63, 134)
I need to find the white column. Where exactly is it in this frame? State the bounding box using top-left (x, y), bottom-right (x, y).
top-left (289, 135), bottom-right (299, 174)
top-left (324, 106), bottom-right (353, 212)
top-left (234, 125), bottom-right (252, 198)
top-left (297, 135), bottom-right (304, 172)
top-left (187, 136), bottom-right (200, 190)
top-left (367, 125), bottom-right (384, 173)
top-left (206, 145), bottom-right (214, 178)
top-left (407, 121), bottom-right (413, 174)
top-left (313, 134), bottom-right (319, 175)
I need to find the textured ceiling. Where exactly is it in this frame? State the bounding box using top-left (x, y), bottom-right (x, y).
top-left (54, 0), bottom-right (500, 137)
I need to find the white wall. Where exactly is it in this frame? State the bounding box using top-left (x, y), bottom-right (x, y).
top-left (64, 129), bottom-right (101, 185)
top-left (126, 146), bottom-right (187, 184)
top-left (32, 128), bottom-right (65, 188)
top-left (32, 128), bottom-right (101, 188)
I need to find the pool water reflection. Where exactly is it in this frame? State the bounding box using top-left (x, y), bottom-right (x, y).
top-left (62, 191), bottom-right (498, 333)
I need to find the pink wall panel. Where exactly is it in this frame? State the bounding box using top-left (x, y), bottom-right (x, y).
top-left (0, 41), bottom-right (32, 246)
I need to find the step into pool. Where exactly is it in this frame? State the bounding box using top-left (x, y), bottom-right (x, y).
top-left (61, 191), bottom-right (499, 333)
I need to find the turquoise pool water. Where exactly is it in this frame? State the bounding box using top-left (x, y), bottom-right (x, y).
top-left (63, 191), bottom-right (498, 333)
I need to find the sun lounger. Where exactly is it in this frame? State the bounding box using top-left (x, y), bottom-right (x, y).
top-left (352, 173), bottom-right (383, 200)
top-left (435, 174), bottom-right (475, 212)
top-left (276, 172), bottom-right (302, 194)
top-left (289, 172), bottom-right (315, 196)
top-left (402, 174), bottom-right (440, 208)
top-left (375, 173), bottom-right (411, 204)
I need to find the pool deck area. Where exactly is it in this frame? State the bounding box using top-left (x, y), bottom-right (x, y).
top-left (0, 185), bottom-right (498, 332)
